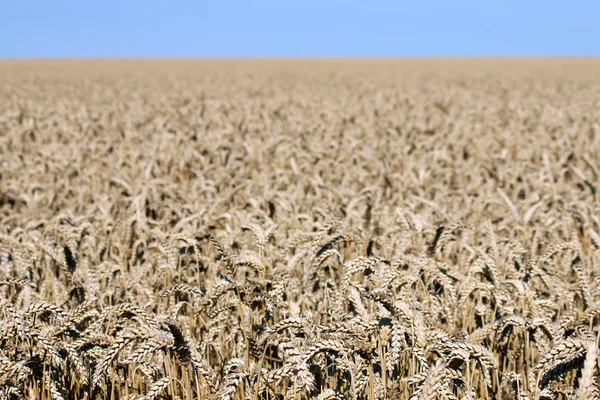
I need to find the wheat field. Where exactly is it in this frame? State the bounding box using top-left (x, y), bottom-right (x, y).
top-left (1, 59), bottom-right (600, 399)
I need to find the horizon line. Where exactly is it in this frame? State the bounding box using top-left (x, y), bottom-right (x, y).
top-left (1, 55), bottom-right (600, 61)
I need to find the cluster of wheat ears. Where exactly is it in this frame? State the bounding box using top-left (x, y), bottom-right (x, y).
top-left (1, 59), bottom-right (600, 399)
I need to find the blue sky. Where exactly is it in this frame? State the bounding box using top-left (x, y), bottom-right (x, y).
top-left (1, 1), bottom-right (598, 57)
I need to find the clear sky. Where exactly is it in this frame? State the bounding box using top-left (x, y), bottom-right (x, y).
top-left (1, 0), bottom-right (598, 57)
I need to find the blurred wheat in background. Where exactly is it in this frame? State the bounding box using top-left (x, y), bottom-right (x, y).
top-left (1, 59), bottom-right (600, 399)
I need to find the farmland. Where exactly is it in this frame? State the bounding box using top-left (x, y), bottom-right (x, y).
top-left (1, 59), bottom-right (600, 399)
